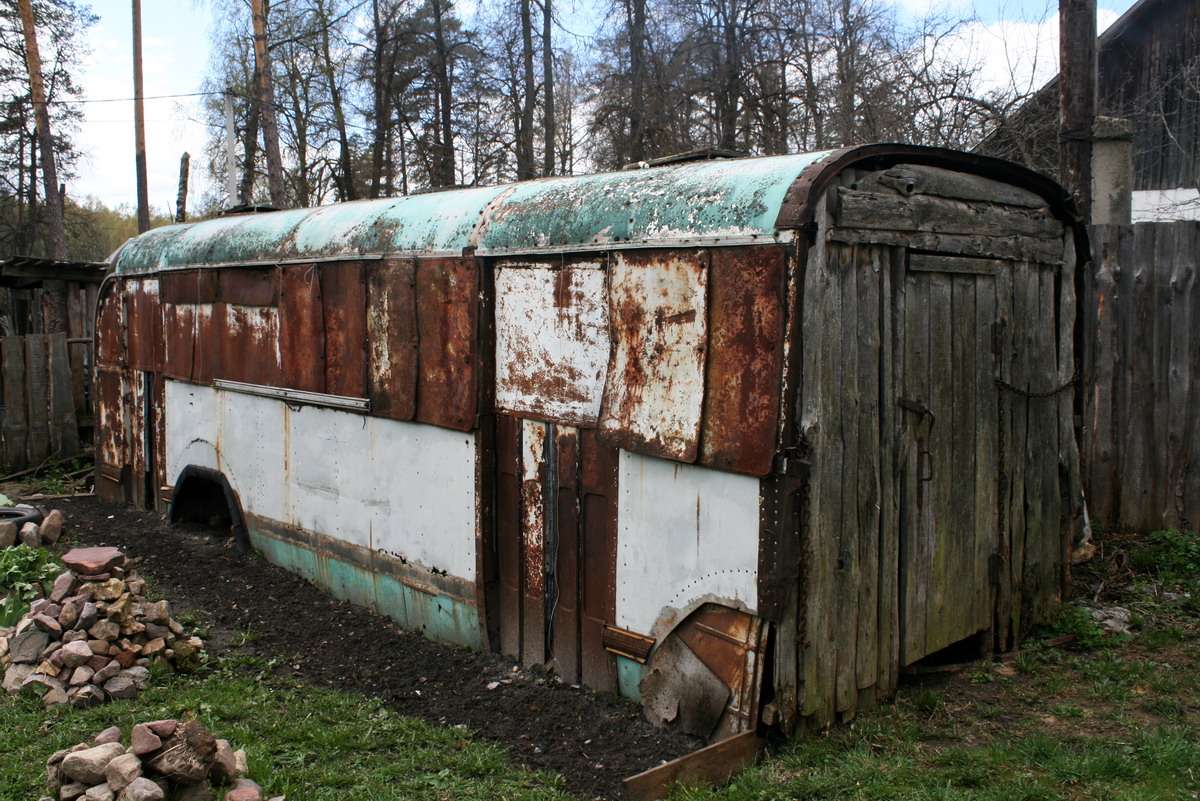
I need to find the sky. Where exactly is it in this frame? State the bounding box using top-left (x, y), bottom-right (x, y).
top-left (67, 0), bottom-right (1141, 213)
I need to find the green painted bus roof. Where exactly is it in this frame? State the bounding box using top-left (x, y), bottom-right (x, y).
top-left (113, 151), bottom-right (832, 273)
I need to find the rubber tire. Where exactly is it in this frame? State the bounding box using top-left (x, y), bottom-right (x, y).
top-left (0, 505), bottom-right (43, 528)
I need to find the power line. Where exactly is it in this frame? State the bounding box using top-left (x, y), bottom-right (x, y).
top-left (8, 91), bottom-right (222, 106)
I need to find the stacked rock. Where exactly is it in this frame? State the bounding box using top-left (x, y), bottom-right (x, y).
top-left (41, 719), bottom-right (281, 801)
top-left (0, 547), bottom-right (203, 708)
top-left (0, 508), bottom-right (66, 549)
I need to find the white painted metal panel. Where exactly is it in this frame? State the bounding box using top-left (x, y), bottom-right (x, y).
top-left (495, 262), bottom-right (609, 426)
top-left (599, 251), bottom-right (708, 462)
top-left (163, 379), bottom-right (478, 581)
top-left (615, 450), bottom-right (759, 636)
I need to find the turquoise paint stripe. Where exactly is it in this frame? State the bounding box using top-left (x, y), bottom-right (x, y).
top-left (615, 656), bottom-right (643, 702)
top-left (247, 531), bottom-right (481, 650)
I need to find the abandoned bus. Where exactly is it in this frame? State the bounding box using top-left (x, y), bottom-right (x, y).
top-left (96, 144), bottom-right (1089, 738)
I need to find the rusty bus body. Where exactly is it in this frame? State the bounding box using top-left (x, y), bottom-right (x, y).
top-left (96, 144), bottom-right (1089, 736)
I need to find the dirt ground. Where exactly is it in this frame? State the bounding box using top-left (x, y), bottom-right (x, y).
top-left (35, 494), bottom-right (701, 800)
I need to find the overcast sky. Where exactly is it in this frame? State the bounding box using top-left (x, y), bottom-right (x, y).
top-left (68, 0), bottom-right (1139, 213)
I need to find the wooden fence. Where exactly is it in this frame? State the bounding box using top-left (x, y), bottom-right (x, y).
top-left (0, 333), bottom-right (92, 472)
top-left (1082, 221), bottom-right (1200, 532)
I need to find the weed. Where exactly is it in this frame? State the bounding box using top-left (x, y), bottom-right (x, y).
top-left (1035, 605), bottom-right (1114, 649)
top-left (911, 689), bottom-right (942, 715)
top-left (1133, 529), bottom-right (1200, 585)
top-left (0, 545), bottom-right (61, 626)
top-left (1052, 702), bottom-right (1086, 718)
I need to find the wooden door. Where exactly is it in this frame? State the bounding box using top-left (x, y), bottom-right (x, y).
top-left (897, 254), bottom-right (1001, 664)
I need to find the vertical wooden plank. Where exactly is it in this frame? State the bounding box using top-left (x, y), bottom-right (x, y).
top-left (321, 261), bottom-right (368, 398)
top-left (553, 427), bottom-right (582, 684)
top-left (854, 246), bottom-right (882, 700)
top-left (1011, 264), bottom-right (1039, 630)
top-left (1083, 226), bottom-right (1120, 525)
top-left (1, 337), bottom-right (28, 469)
top-left (994, 261), bottom-right (1016, 646)
top-left (48, 333), bottom-right (80, 458)
top-left (25, 335), bottom-right (50, 465)
top-left (834, 242), bottom-right (859, 716)
top-left (1183, 224), bottom-right (1200, 530)
top-left (899, 262), bottom-right (931, 664)
top-left (1118, 224), bottom-right (1151, 528)
top-left (974, 272), bottom-right (1000, 650)
top-left (924, 271), bottom-right (954, 654)
top-left (280, 263), bottom-right (326, 393)
top-left (876, 247), bottom-right (901, 700)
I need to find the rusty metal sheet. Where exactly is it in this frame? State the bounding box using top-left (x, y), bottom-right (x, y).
top-left (367, 258), bottom-right (417, 420)
top-left (699, 246), bottom-right (785, 476)
top-left (553, 426), bottom-right (582, 683)
top-left (599, 250), bottom-right (709, 462)
top-left (160, 269), bottom-right (218, 304)
top-left (520, 419), bottom-right (548, 666)
top-left (580, 427), bottom-right (619, 691)
top-left (190, 302), bottom-right (222, 385)
top-left (320, 261), bottom-right (368, 398)
top-left (95, 369), bottom-right (126, 479)
top-left (218, 267), bottom-right (280, 306)
top-left (279, 263), bottom-right (326, 393)
top-left (495, 414), bottom-right (523, 659)
top-left (161, 302), bottom-right (196, 381)
top-left (415, 257), bottom-right (478, 431)
top-left (125, 278), bottom-right (163, 372)
top-left (495, 261), bottom-right (609, 426)
top-left (220, 304), bottom-right (281, 385)
top-left (95, 280), bottom-right (124, 367)
top-left (151, 373), bottom-right (168, 513)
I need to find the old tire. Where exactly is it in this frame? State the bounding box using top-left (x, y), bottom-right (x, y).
top-left (0, 505), bottom-right (43, 528)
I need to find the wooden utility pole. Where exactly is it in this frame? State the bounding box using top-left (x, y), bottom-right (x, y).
top-left (1059, 0), bottom-right (1097, 223)
top-left (250, 0), bottom-right (287, 207)
top-left (541, 0), bottom-right (555, 176)
top-left (17, 0), bottom-right (67, 261)
top-left (133, 0), bottom-right (150, 233)
top-left (176, 152), bottom-right (190, 223)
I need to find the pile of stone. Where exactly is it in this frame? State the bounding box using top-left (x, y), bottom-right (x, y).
top-left (42, 719), bottom-right (281, 801)
top-left (1, 546), bottom-right (203, 708)
top-left (0, 508), bottom-right (65, 549)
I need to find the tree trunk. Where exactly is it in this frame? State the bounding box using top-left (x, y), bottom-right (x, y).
top-left (133, 0), bottom-right (151, 233)
top-left (176, 152), bottom-right (190, 223)
top-left (369, 0), bottom-right (387, 198)
top-left (1059, 0), bottom-right (1096, 223)
top-left (541, 0), bottom-right (555, 175)
top-left (430, 0), bottom-right (456, 187)
top-left (627, 0), bottom-right (647, 163)
top-left (17, 0), bottom-right (67, 262)
top-left (316, 0), bottom-right (357, 201)
top-left (239, 86), bottom-right (261, 204)
top-left (517, 0), bottom-right (536, 180)
top-left (251, 0), bottom-right (287, 207)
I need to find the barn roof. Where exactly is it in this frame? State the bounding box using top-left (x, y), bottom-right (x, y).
top-left (112, 145), bottom-right (1081, 274)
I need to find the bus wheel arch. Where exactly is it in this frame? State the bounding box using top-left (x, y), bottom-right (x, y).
top-left (168, 466), bottom-right (248, 550)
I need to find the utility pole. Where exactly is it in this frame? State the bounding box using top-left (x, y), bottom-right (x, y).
top-left (224, 89), bottom-right (238, 206)
top-left (1059, 0), bottom-right (1097, 224)
top-left (250, 0), bottom-right (286, 207)
top-left (133, 0), bottom-right (150, 233)
top-left (176, 152), bottom-right (190, 223)
top-left (17, 0), bottom-right (67, 262)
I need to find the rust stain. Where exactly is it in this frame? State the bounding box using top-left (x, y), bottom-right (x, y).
top-left (521, 421), bottom-right (547, 596)
top-left (699, 246), bottom-right (786, 476)
top-left (279, 263), bottom-right (326, 393)
top-left (367, 258), bottom-right (418, 420)
top-left (320, 261), bottom-right (368, 398)
top-left (221, 304), bottom-right (281, 385)
top-left (95, 280), bottom-right (124, 367)
top-left (161, 302), bottom-right (196, 382)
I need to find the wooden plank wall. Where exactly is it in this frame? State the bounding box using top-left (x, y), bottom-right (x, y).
top-left (0, 333), bottom-right (87, 471)
top-left (1083, 222), bottom-right (1200, 532)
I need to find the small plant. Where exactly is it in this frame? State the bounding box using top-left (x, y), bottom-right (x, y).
top-left (1132, 529), bottom-right (1200, 585)
top-left (1052, 702), bottom-right (1085, 718)
top-left (1035, 605), bottom-right (1113, 649)
top-left (0, 545), bottom-right (62, 627)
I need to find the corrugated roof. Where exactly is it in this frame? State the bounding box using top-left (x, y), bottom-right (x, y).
top-left (112, 151), bottom-right (831, 274)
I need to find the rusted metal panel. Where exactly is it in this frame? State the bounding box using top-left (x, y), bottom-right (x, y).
top-left (415, 257), bottom-right (478, 431)
top-left (218, 267), bottom-right (279, 306)
top-left (95, 280), bottom-right (124, 367)
top-left (367, 258), bottom-right (417, 420)
top-left (552, 426), bottom-right (582, 683)
top-left (599, 249), bottom-right (709, 462)
top-left (320, 261), bottom-right (368, 398)
top-left (125, 278), bottom-right (163, 372)
top-left (151, 373), bottom-right (168, 513)
top-left (495, 261), bottom-right (609, 426)
top-left (279, 263), bottom-right (326, 393)
top-left (673, 605), bottom-right (767, 740)
top-left (580, 427), bottom-right (619, 692)
top-left (220, 304), bottom-right (281, 385)
top-left (520, 419), bottom-right (548, 666)
top-left (95, 369), bottom-right (127, 502)
top-left (495, 414), bottom-right (523, 658)
top-left (699, 246), bottom-right (785, 476)
top-left (160, 269), bottom-right (218, 304)
top-left (161, 302), bottom-right (196, 381)
top-left (190, 302), bottom-right (222, 385)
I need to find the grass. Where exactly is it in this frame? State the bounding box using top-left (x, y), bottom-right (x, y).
top-left (0, 655), bottom-right (571, 801)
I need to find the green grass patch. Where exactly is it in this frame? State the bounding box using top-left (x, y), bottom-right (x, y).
top-left (0, 657), bottom-right (571, 801)
top-left (0, 544), bottom-right (61, 627)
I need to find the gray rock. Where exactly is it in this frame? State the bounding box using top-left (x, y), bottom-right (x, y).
top-left (58, 783), bottom-right (88, 801)
top-left (209, 739), bottom-right (238, 785)
top-left (232, 749), bottom-right (248, 778)
top-left (42, 683), bottom-right (69, 707)
top-left (69, 685), bottom-right (107, 708)
top-left (174, 785), bottom-right (215, 801)
top-left (61, 742), bottom-right (127, 785)
top-left (0, 520), bottom-right (16, 548)
top-left (19, 521), bottom-right (41, 547)
top-left (69, 666), bottom-right (95, 686)
top-left (61, 640), bottom-right (94, 668)
top-left (58, 600), bottom-right (80, 630)
top-left (40, 509), bottom-right (65, 545)
top-left (3, 663), bottom-right (35, 693)
top-left (93, 726), bottom-right (124, 746)
top-left (83, 783), bottom-right (115, 801)
top-left (145, 720), bottom-right (178, 738)
top-left (8, 629), bottom-right (50, 663)
top-left (118, 778), bottom-right (165, 801)
top-left (32, 614), bottom-right (62, 637)
top-left (121, 666), bottom-right (151, 690)
top-left (88, 620), bottom-right (120, 641)
top-left (76, 602), bottom-right (99, 631)
top-left (94, 659), bottom-right (122, 684)
top-left (103, 676), bottom-right (138, 700)
top-left (50, 570), bottom-right (79, 603)
top-left (104, 753), bottom-right (143, 793)
top-left (222, 778), bottom-right (264, 801)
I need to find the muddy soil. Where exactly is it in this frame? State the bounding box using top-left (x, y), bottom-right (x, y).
top-left (46, 495), bottom-right (700, 800)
